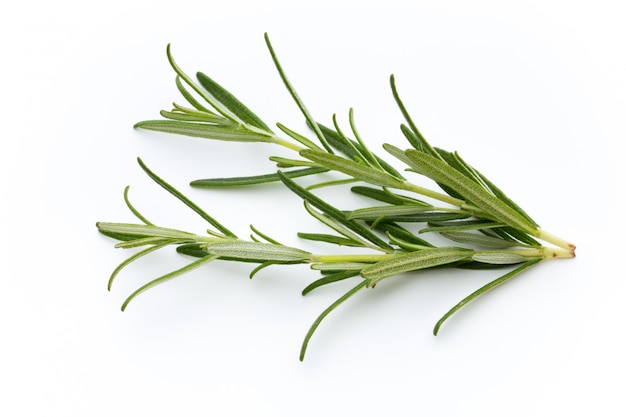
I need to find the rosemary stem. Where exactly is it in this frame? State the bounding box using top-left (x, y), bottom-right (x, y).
top-left (542, 246), bottom-right (576, 259)
top-left (476, 247), bottom-right (573, 259)
top-left (271, 136), bottom-right (306, 152)
top-left (535, 228), bottom-right (577, 254)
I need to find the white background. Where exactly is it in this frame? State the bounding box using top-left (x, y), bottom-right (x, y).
top-left (2, 1), bottom-right (625, 416)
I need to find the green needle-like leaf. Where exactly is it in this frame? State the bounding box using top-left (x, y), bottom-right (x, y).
top-left (373, 222), bottom-right (434, 248)
top-left (348, 204), bottom-right (440, 220)
top-left (420, 219), bottom-right (504, 233)
top-left (368, 212), bottom-right (469, 224)
top-left (275, 122), bottom-right (323, 151)
top-left (195, 71), bottom-right (273, 132)
top-left (471, 252), bottom-right (535, 265)
top-left (300, 149), bottom-right (405, 188)
top-left (166, 44), bottom-right (244, 124)
top-left (278, 171), bottom-right (393, 251)
top-left (107, 242), bottom-right (172, 290)
top-left (176, 243), bottom-right (209, 258)
top-left (205, 241), bottom-right (312, 262)
top-left (404, 150), bottom-right (537, 234)
top-left (302, 271), bottom-right (361, 295)
top-left (433, 259), bottom-right (541, 335)
top-left (473, 167), bottom-right (539, 228)
top-left (175, 76), bottom-right (213, 114)
top-left (390, 75), bottom-right (443, 161)
top-left (190, 167), bottom-right (328, 187)
top-left (97, 222), bottom-right (197, 241)
top-left (248, 261), bottom-right (301, 279)
top-left (121, 255), bottom-right (218, 311)
top-left (299, 233), bottom-right (364, 248)
top-left (123, 186), bottom-right (153, 226)
top-left (361, 247), bottom-right (473, 285)
top-left (136, 158), bottom-right (237, 238)
top-left (159, 109), bottom-right (227, 124)
top-left (316, 122), bottom-right (405, 179)
top-left (134, 120), bottom-right (273, 142)
top-left (300, 280), bottom-right (368, 361)
top-left (264, 33), bottom-right (332, 153)
top-left (440, 231), bottom-right (519, 249)
top-left (269, 156), bottom-right (319, 168)
top-left (350, 186), bottom-right (425, 206)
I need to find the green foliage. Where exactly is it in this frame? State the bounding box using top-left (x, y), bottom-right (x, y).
top-left (98, 33), bottom-right (575, 361)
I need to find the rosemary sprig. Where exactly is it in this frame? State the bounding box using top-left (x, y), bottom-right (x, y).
top-left (98, 33), bottom-right (575, 360)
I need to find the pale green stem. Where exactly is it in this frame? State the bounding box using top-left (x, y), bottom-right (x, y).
top-left (311, 246), bottom-right (573, 266)
top-left (535, 228), bottom-right (576, 254)
top-left (271, 135), bottom-right (306, 152)
top-left (476, 247), bottom-right (574, 260)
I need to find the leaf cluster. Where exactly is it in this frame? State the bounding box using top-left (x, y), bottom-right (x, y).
top-left (97, 33), bottom-right (575, 361)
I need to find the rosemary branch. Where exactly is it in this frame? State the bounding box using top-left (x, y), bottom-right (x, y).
top-left (98, 33), bottom-right (575, 360)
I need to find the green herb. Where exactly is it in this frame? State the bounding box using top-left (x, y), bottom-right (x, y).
top-left (98, 33), bottom-right (575, 361)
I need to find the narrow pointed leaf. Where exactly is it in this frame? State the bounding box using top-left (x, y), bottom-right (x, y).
top-left (190, 167), bottom-right (328, 187)
top-left (472, 166), bottom-right (539, 228)
top-left (496, 226), bottom-right (542, 247)
top-left (264, 33), bottom-right (332, 153)
top-left (196, 71), bottom-right (272, 132)
top-left (390, 75), bottom-right (443, 160)
top-left (300, 280), bottom-right (368, 361)
top-left (123, 186), bottom-right (153, 226)
top-left (302, 201), bottom-right (379, 250)
top-left (471, 252), bottom-right (534, 264)
top-left (361, 247), bottom-right (473, 284)
top-left (370, 212), bottom-right (469, 223)
top-left (386, 233), bottom-right (432, 251)
top-left (166, 44), bottom-right (244, 123)
top-left (399, 123), bottom-right (426, 154)
top-left (433, 148), bottom-right (482, 200)
top-left (175, 75), bottom-right (213, 113)
top-left (278, 171), bottom-right (393, 251)
top-left (114, 237), bottom-right (185, 249)
top-left (301, 270), bottom-right (361, 295)
top-left (108, 242), bottom-right (172, 290)
top-left (433, 259), bottom-right (541, 335)
top-left (159, 109), bottom-right (227, 124)
top-left (97, 222), bottom-right (197, 240)
top-left (269, 156), bottom-right (319, 168)
top-left (176, 243), bottom-right (209, 258)
top-left (137, 158), bottom-right (237, 237)
top-left (383, 143), bottom-right (418, 171)
top-left (421, 219), bottom-right (503, 233)
top-left (350, 186), bottom-right (425, 206)
top-left (249, 261), bottom-right (291, 279)
top-left (134, 120), bottom-right (273, 142)
top-left (404, 150), bottom-right (537, 234)
top-left (371, 222), bottom-right (434, 248)
top-left (310, 262), bottom-right (370, 272)
top-left (276, 123), bottom-right (323, 150)
top-left (439, 149), bottom-right (538, 228)
top-left (250, 224), bottom-right (283, 246)
top-left (297, 233), bottom-right (362, 247)
top-left (205, 241), bottom-right (312, 262)
top-left (300, 149), bottom-right (405, 188)
top-left (440, 231), bottom-right (519, 248)
top-left (121, 255), bottom-right (218, 311)
top-left (348, 204), bottom-right (437, 220)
